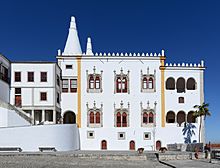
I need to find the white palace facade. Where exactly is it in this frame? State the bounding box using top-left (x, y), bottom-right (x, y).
top-left (0, 16), bottom-right (205, 151)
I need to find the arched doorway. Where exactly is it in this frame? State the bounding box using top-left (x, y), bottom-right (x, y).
top-left (156, 140), bottom-right (161, 150)
top-left (101, 140), bottom-right (107, 150)
top-left (63, 111), bottom-right (76, 124)
top-left (129, 140), bottom-right (135, 150)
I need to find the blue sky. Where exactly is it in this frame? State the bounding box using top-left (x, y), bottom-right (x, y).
top-left (0, 0), bottom-right (219, 142)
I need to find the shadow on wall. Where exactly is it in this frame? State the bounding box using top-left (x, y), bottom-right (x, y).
top-left (182, 123), bottom-right (197, 144)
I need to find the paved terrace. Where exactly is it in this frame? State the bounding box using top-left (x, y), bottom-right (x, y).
top-left (0, 151), bottom-right (219, 168)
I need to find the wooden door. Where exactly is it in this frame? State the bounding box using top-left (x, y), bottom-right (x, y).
top-left (156, 140), bottom-right (161, 150)
top-left (101, 140), bottom-right (107, 150)
top-left (15, 95), bottom-right (21, 107)
top-left (130, 140), bottom-right (135, 150)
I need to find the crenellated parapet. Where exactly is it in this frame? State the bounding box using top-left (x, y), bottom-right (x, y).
top-left (80, 49), bottom-right (166, 57)
top-left (164, 60), bottom-right (205, 68)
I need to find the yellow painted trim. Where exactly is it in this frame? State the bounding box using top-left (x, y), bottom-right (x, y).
top-left (77, 57), bottom-right (82, 128)
top-left (160, 57), bottom-right (166, 127)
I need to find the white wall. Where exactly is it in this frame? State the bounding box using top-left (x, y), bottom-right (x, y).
top-left (59, 55), bottom-right (204, 150)
top-left (58, 59), bottom-right (78, 115)
top-left (0, 107), bottom-right (30, 128)
top-left (0, 55), bottom-right (10, 103)
top-left (10, 63), bottom-right (61, 108)
top-left (0, 124), bottom-right (80, 151)
top-left (0, 80), bottom-right (10, 103)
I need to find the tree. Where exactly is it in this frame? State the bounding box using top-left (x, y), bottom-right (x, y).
top-left (193, 102), bottom-right (211, 143)
top-left (182, 123), bottom-right (196, 144)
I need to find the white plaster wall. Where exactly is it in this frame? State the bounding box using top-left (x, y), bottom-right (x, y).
top-left (59, 56), bottom-right (204, 150)
top-left (80, 58), bottom-right (161, 150)
top-left (0, 80), bottom-right (10, 103)
top-left (11, 63), bottom-right (55, 87)
top-left (58, 59), bottom-right (78, 115)
top-left (0, 55), bottom-right (10, 103)
top-left (0, 107), bottom-right (8, 127)
top-left (10, 63), bottom-right (60, 108)
top-left (0, 124), bottom-right (80, 151)
top-left (163, 69), bottom-right (202, 145)
top-left (0, 107), bottom-right (30, 128)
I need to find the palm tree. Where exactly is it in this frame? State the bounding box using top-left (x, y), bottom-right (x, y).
top-left (193, 102), bottom-right (211, 143)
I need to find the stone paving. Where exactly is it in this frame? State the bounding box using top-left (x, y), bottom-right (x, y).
top-left (0, 152), bottom-right (219, 168)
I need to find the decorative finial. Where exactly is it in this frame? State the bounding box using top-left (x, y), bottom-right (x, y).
top-left (86, 37), bottom-right (93, 55)
top-left (70, 16), bottom-right (76, 29)
top-left (201, 60), bottom-right (204, 67)
top-left (57, 49), bottom-right (61, 56)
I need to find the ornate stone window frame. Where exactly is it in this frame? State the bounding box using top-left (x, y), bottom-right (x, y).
top-left (87, 131), bottom-right (95, 139)
top-left (87, 101), bottom-right (103, 128)
top-left (118, 132), bottom-right (126, 140)
top-left (141, 101), bottom-right (157, 127)
top-left (86, 66), bottom-right (103, 93)
top-left (141, 67), bottom-right (156, 93)
top-left (114, 101), bottom-right (130, 127)
top-left (143, 132), bottom-right (151, 140)
top-left (114, 68), bottom-right (130, 94)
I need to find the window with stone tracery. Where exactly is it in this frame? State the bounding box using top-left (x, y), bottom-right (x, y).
top-left (141, 68), bottom-right (156, 92)
top-left (141, 101), bottom-right (156, 127)
top-left (87, 102), bottom-right (103, 127)
top-left (114, 101), bottom-right (130, 127)
top-left (87, 66), bottom-right (103, 93)
top-left (114, 68), bottom-right (130, 94)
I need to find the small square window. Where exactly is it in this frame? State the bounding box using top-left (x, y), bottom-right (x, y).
top-left (87, 131), bottom-right (95, 139)
top-left (40, 92), bottom-right (47, 101)
top-left (118, 132), bottom-right (125, 140)
top-left (66, 65), bottom-right (73, 69)
top-left (15, 88), bottom-right (21, 94)
top-left (28, 72), bottom-right (34, 82)
top-left (41, 72), bottom-right (47, 82)
top-left (14, 72), bottom-right (21, 82)
top-left (144, 132), bottom-right (151, 140)
top-left (179, 97), bottom-right (184, 103)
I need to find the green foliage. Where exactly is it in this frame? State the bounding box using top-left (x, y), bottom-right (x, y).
top-left (193, 102), bottom-right (211, 119)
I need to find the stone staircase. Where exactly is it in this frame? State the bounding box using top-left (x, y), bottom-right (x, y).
top-left (0, 99), bottom-right (32, 124)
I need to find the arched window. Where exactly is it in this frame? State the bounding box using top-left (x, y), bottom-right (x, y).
top-left (148, 78), bottom-right (153, 89)
top-left (89, 75), bottom-right (94, 89)
top-left (143, 77), bottom-right (148, 89)
top-left (122, 112), bottom-right (127, 127)
top-left (177, 111), bottom-right (186, 126)
top-left (122, 77), bottom-right (128, 93)
top-left (116, 112), bottom-right (121, 127)
top-left (116, 77), bottom-right (122, 93)
top-left (187, 78), bottom-right (196, 90)
top-left (166, 77), bottom-right (175, 90)
top-left (101, 140), bottom-right (107, 150)
top-left (95, 112), bottom-right (100, 124)
top-left (149, 112), bottom-right (154, 123)
top-left (187, 111), bottom-right (196, 123)
top-left (176, 78), bottom-right (185, 93)
top-left (89, 111), bottom-right (94, 124)
top-left (116, 75), bottom-right (128, 93)
top-left (166, 111), bottom-right (175, 123)
top-left (95, 76), bottom-right (100, 89)
top-left (143, 112), bottom-right (148, 124)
